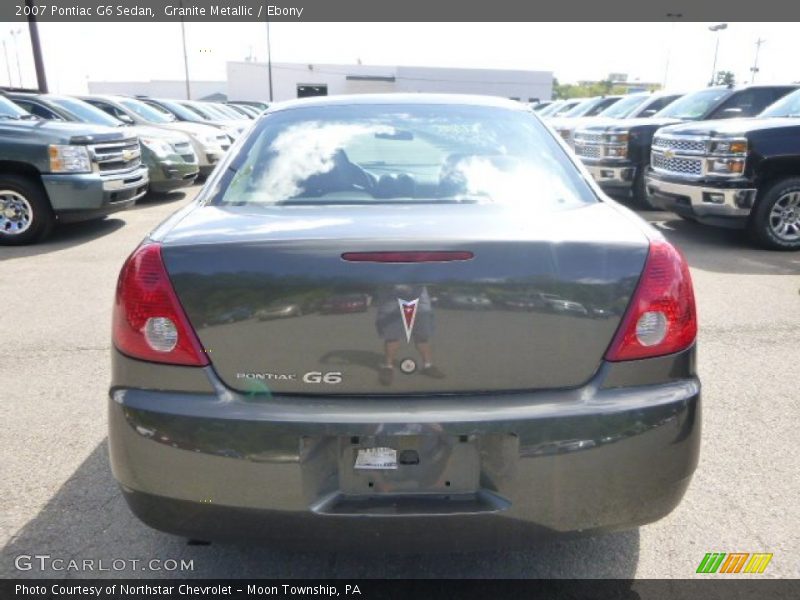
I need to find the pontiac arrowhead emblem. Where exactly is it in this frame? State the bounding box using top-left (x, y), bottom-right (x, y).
top-left (397, 298), bottom-right (420, 343)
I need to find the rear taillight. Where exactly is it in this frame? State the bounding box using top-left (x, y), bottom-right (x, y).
top-left (605, 239), bottom-right (697, 362)
top-left (113, 243), bottom-right (209, 366)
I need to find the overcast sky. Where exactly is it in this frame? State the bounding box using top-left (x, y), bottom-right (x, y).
top-left (1, 22), bottom-right (798, 95)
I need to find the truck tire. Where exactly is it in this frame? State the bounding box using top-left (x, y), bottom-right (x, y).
top-left (632, 167), bottom-right (662, 211)
top-left (0, 174), bottom-right (55, 245)
top-left (749, 177), bottom-right (800, 251)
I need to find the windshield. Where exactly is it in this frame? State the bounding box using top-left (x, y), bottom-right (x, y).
top-left (0, 96), bottom-right (31, 119)
top-left (119, 98), bottom-right (174, 123)
top-left (183, 102), bottom-right (217, 120)
top-left (563, 98), bottom-right (604, 117)
top-left (537, 101), bottom-right (563, 117)
top-left (655, 88), bottom-right (729, 120)
top-left (152, 99), bottom-right (202, 121)
top-left (598, 95), bottom-right (647, 119)
top-left (49, 96), bottom-right (122, 127)
top-left (759, 89), bottom-right (800, 118)
top-left (551, 101), bottom-right (580, 116)
top-left (213, 103), bottom-right (243, 118)
top-left (215, 104), bottom-right (596, 208)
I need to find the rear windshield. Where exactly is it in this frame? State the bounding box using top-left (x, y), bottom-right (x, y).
top-left (214, 103), bottom-right (596, 208)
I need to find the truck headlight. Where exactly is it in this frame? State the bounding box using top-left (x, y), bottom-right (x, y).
top-left (605, 132), bottom-right (629, 144)
top-left (605, 145), bottom-right (628, 158)
top-left (711, 139), bottom-right (747, 154)
top-left (140, 138), bottom-right (174, 159)
top-left (48, 145), bottom-right (91, 173)
top-left (707, 158), bottom-right (745, 175)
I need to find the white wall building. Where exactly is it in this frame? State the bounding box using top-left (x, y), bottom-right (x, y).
top-left (88, 63), bottom-right (553, 104)
top-left (227, 62), bottom-right (553, 103)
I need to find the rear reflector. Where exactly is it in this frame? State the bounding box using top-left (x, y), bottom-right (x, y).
top-left (605, 239), bottom-right (697, 361)
top-left (341, 251), bottom-right (474, 263)
top-left (113, 243), bottom-right (209, 366)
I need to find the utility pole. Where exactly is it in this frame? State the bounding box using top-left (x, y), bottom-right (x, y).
top-left (10, 28), bottom-right (22, 87)
top-left (27, 0), bottom-right (48, 93)
top-left (178, 0), bottom-right (191, 99)
top-left (750, 38), bottom-right (765, 84)
top-left (265, 19), bottom-right (274, 101)
top-left (2, 40), bottom-right (11, 86)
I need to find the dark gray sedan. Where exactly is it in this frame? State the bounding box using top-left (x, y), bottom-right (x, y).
top-left (109, 94), bottom-right (700, 548)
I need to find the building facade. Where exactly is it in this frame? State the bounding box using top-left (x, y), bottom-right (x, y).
top-left (88, 62), bottom-right (553, 103)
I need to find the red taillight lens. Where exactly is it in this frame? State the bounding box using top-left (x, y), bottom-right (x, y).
top-left (605, 240), bottom-right (697, 362)
top-left (113, 243), bottom-right (209, 366)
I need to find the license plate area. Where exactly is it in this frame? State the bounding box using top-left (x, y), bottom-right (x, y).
top-left (338, 435), bottom-right (480, 496)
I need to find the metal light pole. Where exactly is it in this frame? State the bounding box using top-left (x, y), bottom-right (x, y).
top-left (750, 38), bottom-right (765, 83)
top-left (2, 40), bottom-right (11, 86)
top-left (265, 19), bottom-right (274, 101)
top-left (10, 28), bottom-right (22, 87)
top-left (708, 23), bottom-right (728, 86)
top-left (178, 0), bottom-right (191, 99)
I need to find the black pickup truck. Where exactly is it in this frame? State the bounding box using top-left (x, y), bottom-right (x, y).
top-left (572, 85), bottom-right (798, 209)
top-left (646, 88), bottom-right (800, 250)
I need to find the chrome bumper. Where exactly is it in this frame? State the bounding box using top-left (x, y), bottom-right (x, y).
top-left (646, 176), bottom-right (756, 218)
top-left (586, 164), bottom-right (635, 187)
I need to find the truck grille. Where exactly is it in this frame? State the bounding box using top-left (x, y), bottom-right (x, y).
top-left (89, 139), bottom-right (141, 173)
top-left (575, 144), bottom-right (601, 159)
top-left (575, 133), bottom-right (604, 144)
top-left (652, 136), bottom-right (707, 154)
top-left (652, 152), bottom-right (703, 176)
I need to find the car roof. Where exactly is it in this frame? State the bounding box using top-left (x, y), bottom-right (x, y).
top-left (267, 93), bottom-right (530, 114)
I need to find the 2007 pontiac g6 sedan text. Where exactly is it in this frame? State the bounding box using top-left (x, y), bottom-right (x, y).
top-left (108, 94), bottom-right (700, 548)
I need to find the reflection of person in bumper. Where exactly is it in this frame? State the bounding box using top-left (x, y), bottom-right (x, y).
top-left (375, 285), bottom-right (445, 386)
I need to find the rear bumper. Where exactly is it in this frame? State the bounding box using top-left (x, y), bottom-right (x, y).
top-left (43, 166), bottom-right (149, 223)
top-left (645, 173), bottom-right (756, 228)
top-left (109, 351), bottom-right (700, 548)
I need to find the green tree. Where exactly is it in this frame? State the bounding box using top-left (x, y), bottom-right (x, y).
top-left (713, 70), bottom-right (736, 86)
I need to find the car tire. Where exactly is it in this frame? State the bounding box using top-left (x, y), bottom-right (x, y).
top-left (749, 177), bottom-right (800, 251)
top-left (0, 174), bottom-right (55, 245)
top-left (632, 167), bottom-right (662, 211)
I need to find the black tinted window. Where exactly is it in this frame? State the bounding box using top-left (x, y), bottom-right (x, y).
top-left (710, 88), bottom-right (794, 118)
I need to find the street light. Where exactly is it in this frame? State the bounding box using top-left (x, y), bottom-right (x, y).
top-left (2, 39), bottom-right (12, 86)
top-left (708, 23), bottom-right (728, 86)
top-left (9, 28), bottom-right (22, 87)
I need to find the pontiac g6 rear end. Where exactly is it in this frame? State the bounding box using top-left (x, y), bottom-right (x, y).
top-left (108, 95), bottom-right (700, 547)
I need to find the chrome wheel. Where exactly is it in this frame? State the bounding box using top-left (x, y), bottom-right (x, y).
top-left (768, 191), bottom-right (800, 242)
top-left (0, 190), bottom-right (33, 236)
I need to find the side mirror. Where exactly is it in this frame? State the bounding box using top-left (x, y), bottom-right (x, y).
top-left (118, 113), bottom-right (135, 125)
top-left (640, 109), bottom-right (657, 117)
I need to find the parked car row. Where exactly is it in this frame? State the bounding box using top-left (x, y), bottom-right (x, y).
top-left (544, 84), bottom-right (800, 249)
top-left (0, 91), bottom-right (266, 245)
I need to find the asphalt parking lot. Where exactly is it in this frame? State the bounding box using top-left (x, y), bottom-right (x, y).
top-left (1, 185), bottom-right (798, 579)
